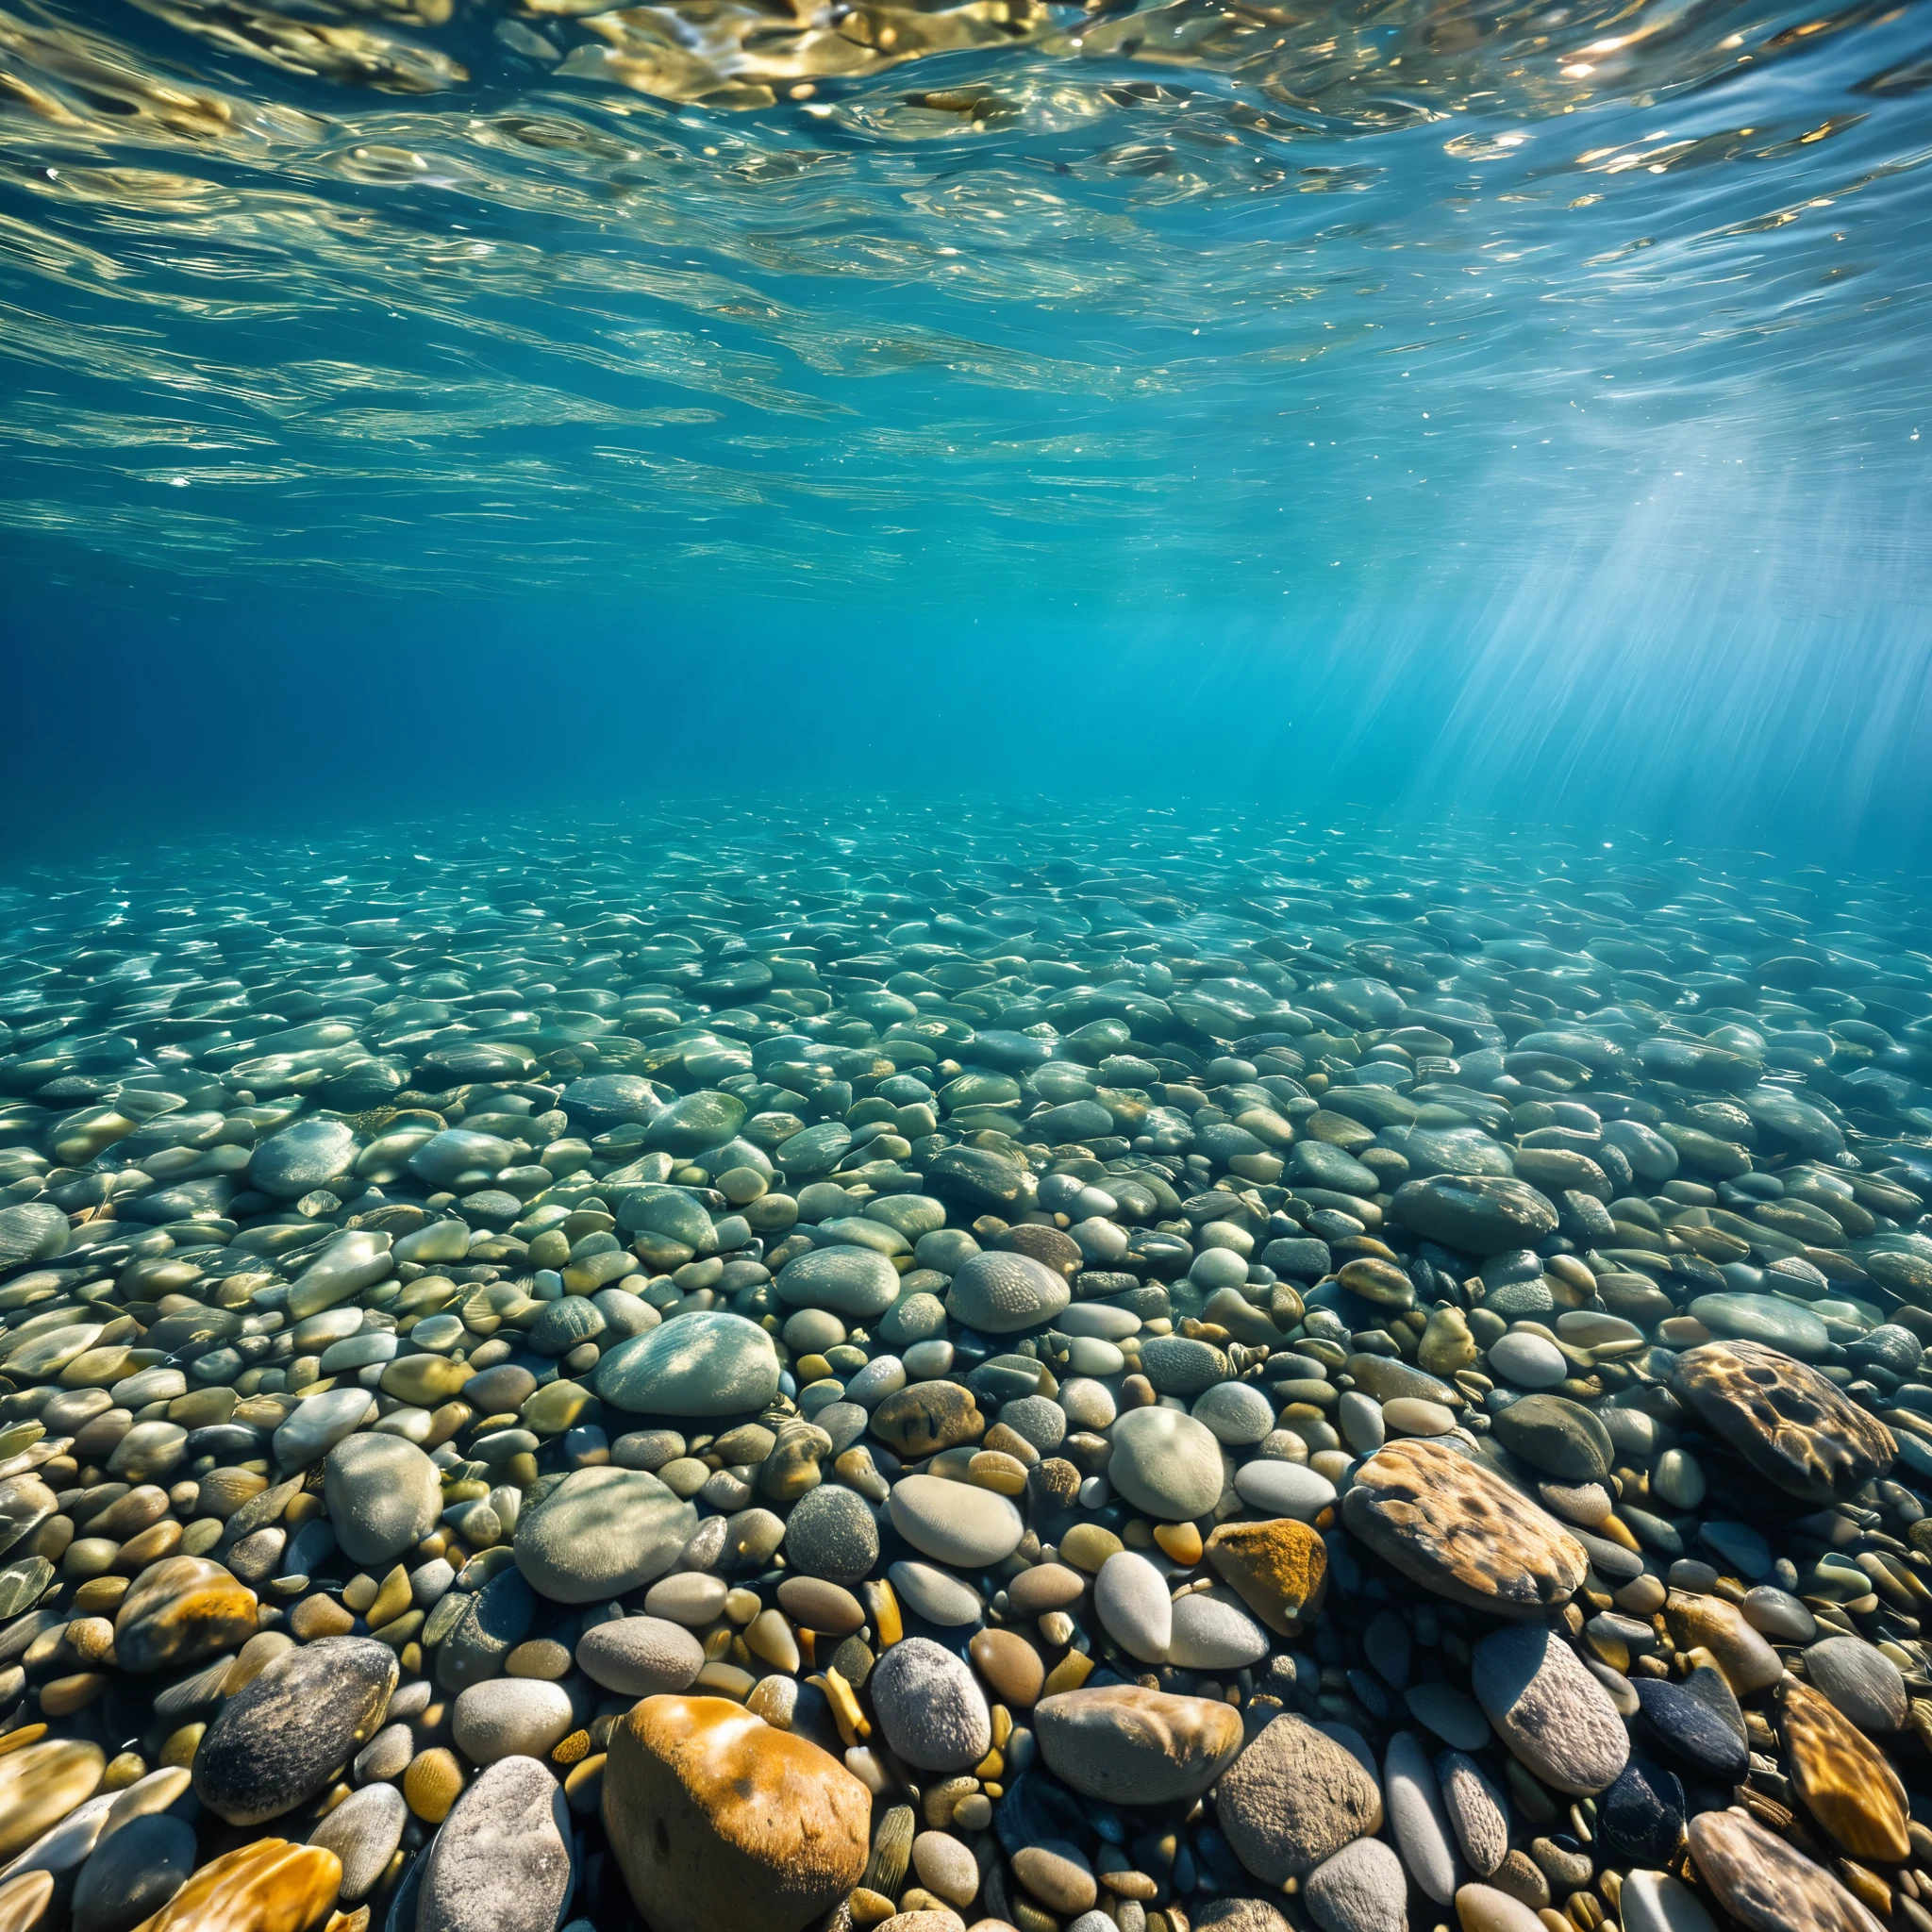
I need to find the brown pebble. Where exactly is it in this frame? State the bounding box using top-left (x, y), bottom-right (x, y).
top-left (290, 1595), bottom-right (355, 1641)
top-left (970, 1629), bottom-right (1044, 1708)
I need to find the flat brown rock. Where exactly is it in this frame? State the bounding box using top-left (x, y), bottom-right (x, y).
top-left (1670, 1340), bottom-right (1895, 1503)
top-left (1779, 1677), bottom-right (1911, 1864)
top-left (1688, 1807), bottom-right (1887, 1932)
top-left (1340, 1439), bottom-right (1586, 1617)
top-left (1033, 1686), bottom-right (1242, 1805)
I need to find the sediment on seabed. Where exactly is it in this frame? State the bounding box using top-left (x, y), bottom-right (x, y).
top-left (0, 803), bottom-right (1927, 1932)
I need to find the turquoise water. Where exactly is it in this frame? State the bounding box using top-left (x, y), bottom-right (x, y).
top-left (3, 0), bottom-right (1931, 857)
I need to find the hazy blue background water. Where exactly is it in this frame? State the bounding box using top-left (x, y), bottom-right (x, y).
top-left (4, 0), bottom-right (1930, 867)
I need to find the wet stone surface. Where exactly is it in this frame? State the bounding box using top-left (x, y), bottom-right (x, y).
top-left (0, 803), bottom-right (1926, 1932)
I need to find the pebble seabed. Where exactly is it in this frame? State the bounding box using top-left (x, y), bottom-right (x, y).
top-left (0, 804), bottom-right (1929, 1932)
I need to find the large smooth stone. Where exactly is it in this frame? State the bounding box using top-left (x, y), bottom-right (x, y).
top-left (1618, 1871), bottom-right (1720, 1932)
top-left (417, 1757), bottom-right (574, 1932)
top-left (1342, 1439), bottom-right (1586, 1617)
top-left (0, 1741), bottom-right (103, 1860)
top-left (603, 1697), bottom-right (869, 1932)
top-left (596, 1312), bottom-right (780, 1417)
top-left (452, 1679), bottom-right (575, 1764)
top-left (576, 1617), bottom-right (706, 1697)
top-left (1107, 1407), bottom-right (1225, 1522)
top-left (1489, 1396), bottom-right (1613, 1482)
top-left (121, 1838), bottom-right (341, 1932)
top-left (869, 1638), bottom-right (991, 1772)
top-left (194, 1636), bottom-right (397, 1824)
top-left (285, 1230), bottom-right (391, 1321)
top-left (642, 1091), bottom-right (747, 1156)
top-left (1094, 1552), bottom-right (1172, 1663)
top-left (408, 1129), bottom-right (516, 1190)
top-left (1805, 1634), bottom-right (1908, 1733)
top-left (943, 1253), bottom-right (1071, 1334)
top-left (775, 1248), bottom-right (902, 1319)
top-left (1669, 1341), bottom-right (1896, 1502)
top-left (1217, 1714), bottom-right (1384, 1885)
top-left (514, 1468), bottom-right (697, 1604)
top-left (1687, 1807), bottom-right (1886, 1932)
top-left (273, 1389), bottom-right (375, 1470)
top-left (435, 1568), bottom-right (536, 1693)
top-left (888, 1475), bottom-right (1022, 1568)
top-left (113, 1556), bottom-right (258, 1674)
top-left (323, 1433), bottom-right (441, 1566)
top-left (72, 1811), bottom-right (197, 1932)
top-left (1471, 1624), bottom-right (1629, 1797)
top-left (1689, 1293), bottom-right (1830, 1358)
top-left (781, 1484), bottom-right (881, 1587)
top-left (249, 1121), bottom-right (358, 1200)
top-left (1034, 1687), bottom-right (1243, 1805)
top-left (1391, 1176), bottom-right (1557, 1254)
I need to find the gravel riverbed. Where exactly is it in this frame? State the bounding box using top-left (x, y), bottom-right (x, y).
top-left (0, 804), bottom-right (1927, 1932)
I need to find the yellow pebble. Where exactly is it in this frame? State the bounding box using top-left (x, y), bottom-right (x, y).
top-left (0, 1726), bottom-right (46, 1758)
top-left (1154, 1522), bottom-right (1203, 1566)
top-left (101, 1752), bottom-right (147, 1791)
top-left (341, 1574), bottom-right (379, 1615)
top-left (966, 1451), bottom-right (1028, 1497)
top-left (158, 1724), bottom-right (206, 1769)
top-left (1041, 1650), bottom-right (1095, 1696)
top-left (365, 1565), bottom-right (411, 1630)
top-left (863, 1579), bottom-right (902, 1649)
top-left (551, 1730), bottom-right (591, 1767)
top-left (405, 1749), bottom-right (464, 1824)
top-left (41, 1674), bottom-right (108, 1718)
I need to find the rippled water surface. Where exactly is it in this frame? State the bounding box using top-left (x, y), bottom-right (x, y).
top-left (4, 0), bottom-right (1931, 605)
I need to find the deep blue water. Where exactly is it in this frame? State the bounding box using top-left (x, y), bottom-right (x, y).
top-left (3, 0), bottom-right (1931, 866)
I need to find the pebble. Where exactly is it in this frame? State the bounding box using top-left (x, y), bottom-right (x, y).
top-left (1093, 1550), bottom-right (1172, 1661)
top-left (1472, 1623), bottom-right (1629, 1795)
top-left (1687, 1807), bottom-right (1886, 1932)
top-left (869, 1638), bottom-right (991, 1772)
top-left (595, 1310), bottom-right (782, 1416)
top-left (323, 1432), bottom-right (441, 1566)
top-left (1033, 1686), bottom-right (1242, 1803)
top-left (1805, 1633), bottom-right (1908, 1732)
top-left (604, 1695), bottom-right (869, 1932)
top-left (1301, 1836), bottom-right (1408, 1932)
top-left (1232, 1460), bottom-right (1334, 1521)
top-left (307, 1781), bottom-right (408, 1903)
top-left (451, 1678), bottom-right (574, 1762)
top-left (784, 1483), bottom-right (883, 1585)
top-left (71, 1811), bottom-right (198, 1932)
top-left (193, 1635), bottom-right (397, 1825)
top-left (416, 1756), bottom-right (574, 1932)
top-left (1343, 1440), bottom-right (1586, 1617)
top-left (576, 1614), bottom-right (706, 1694)
top-left (888, 1476), bottom-right (1023, 1568)
top-left (513, 1466), bottom-right (697, 1602)
top-left (1107, 1407), bottom-right (1225, 1521)
top-left (1216, 1713), bottom-right (1384, 1883)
